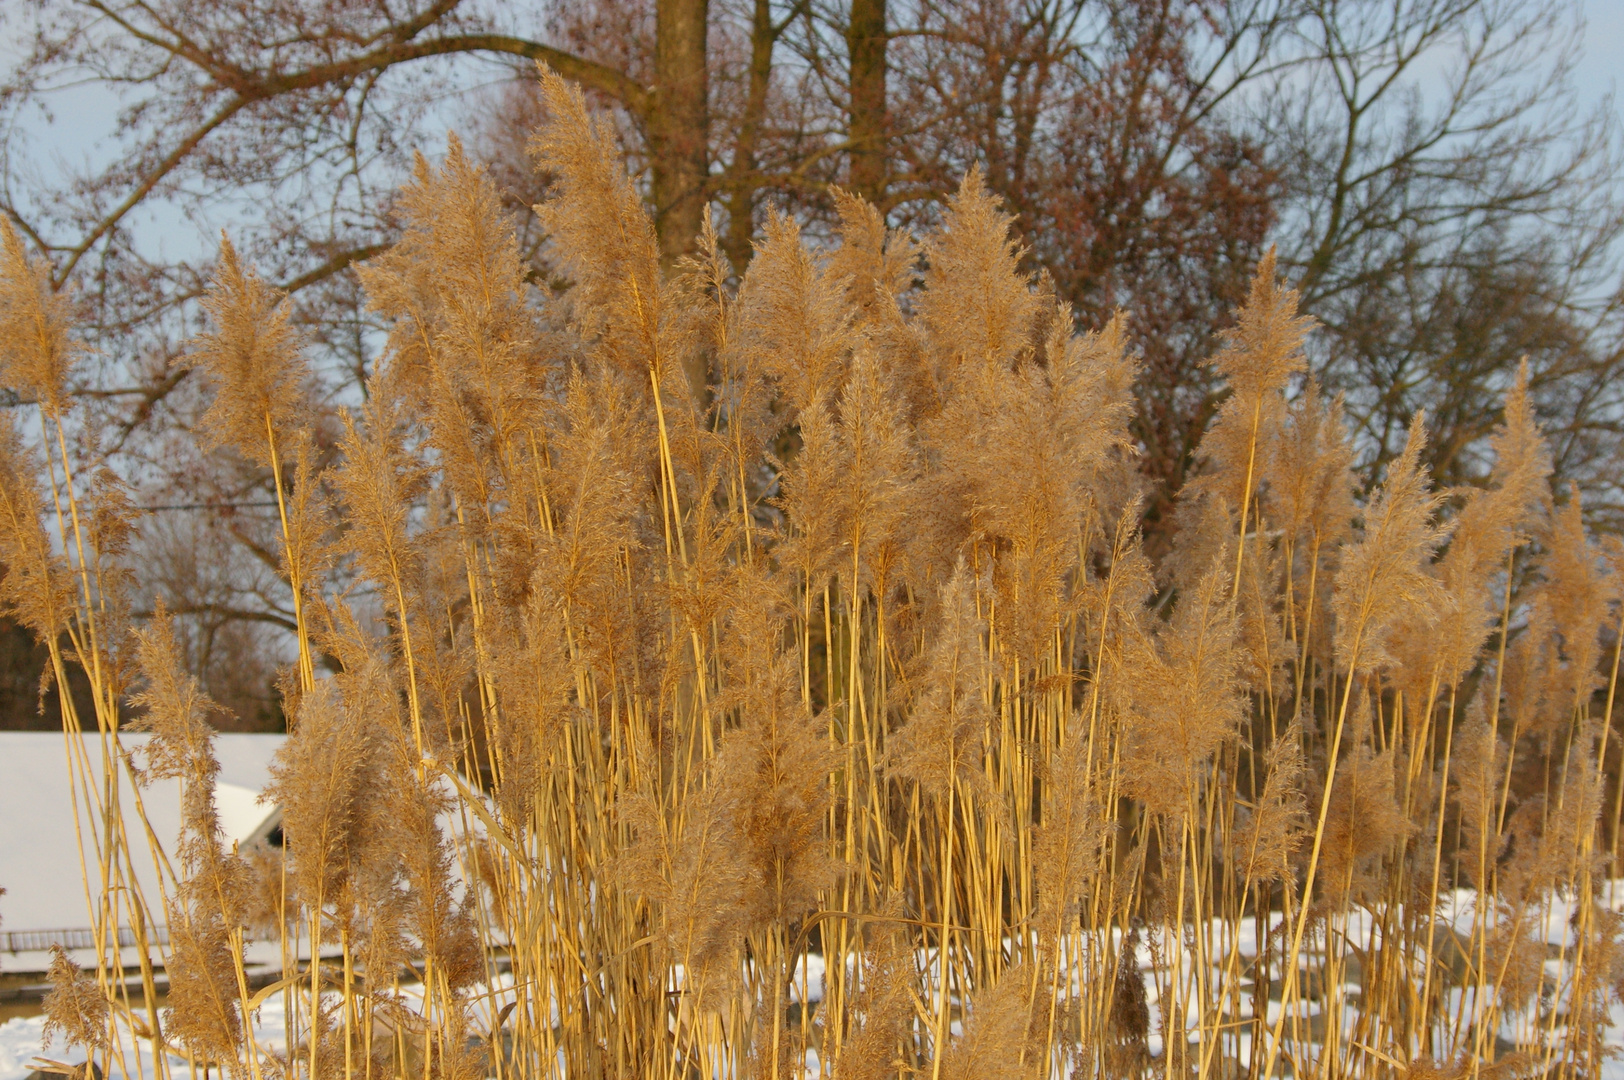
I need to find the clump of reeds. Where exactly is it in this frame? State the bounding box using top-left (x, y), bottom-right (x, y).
top-left (8, 59), bottom-right (1624, 1080)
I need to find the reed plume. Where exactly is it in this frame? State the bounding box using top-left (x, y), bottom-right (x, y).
top-left (263, 680), bottom-right (376, 919)
top-left (1270, 379), bottom-right (1357, 557)
top-left (1453, 708), bottom-right (1508, 892)
top-left (828, 907), bottom-right (917, 1080)
top-left (1234, 718), bottom-right (1308, 891)
top-left (1033, 706), bottom-right (1110, 936)
top-left (1394, 364), bottom-right (1551, 699)
top-left (1265, 379), bottom-right (1356, 683)
top-left (827, 346), bottom-right (921, 608)
top-left (1332, 413), bottom-right (1450, 678)
top-left (828, 188), bottom-right (920, 327)
top-left (1530, 495), bottom-right (1615, 722)
top-left (530, 65), bottom-right (684, 397)
top-left (42, 946), bottom-right (110, 1057)
top-left (887, 563), bottom-right (993, 802)
top-left (0, 412), bottom-right (69, 643)
top-left (918, 167), bottom-right (1038, 378)
top-left (1188, 246), bottom-right (1312, 546)
top-left (182, 236), bottom-right (311, 466)
top-left (1116, 556), bottom-right (1244, 821)
top-left (1314, 699), bottom-right (1412, 908)
top-left (716, 568), bottom-right (839, 929)
top-left (739, 209), bottom-right (855, 419)
top-left (932, 963), bottom-right (1044, 1080)
top-left (0, 218), bottom-right (77, 419)
top-left (622, 773), bottom-right (752, 1009)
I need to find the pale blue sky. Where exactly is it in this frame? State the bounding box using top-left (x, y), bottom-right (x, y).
top-left (1577, 0), bottom-right (1621, 111)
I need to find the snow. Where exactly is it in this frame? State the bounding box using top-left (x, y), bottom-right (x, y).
top-left (7, 920), bottom-right (1624, 1080)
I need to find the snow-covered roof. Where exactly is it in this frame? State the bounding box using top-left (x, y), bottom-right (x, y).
top-left (0, 731), bottom-right (285, 946)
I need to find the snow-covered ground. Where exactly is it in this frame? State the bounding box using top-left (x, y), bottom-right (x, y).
top-left (8, 887), bottom-right (1624, 1079)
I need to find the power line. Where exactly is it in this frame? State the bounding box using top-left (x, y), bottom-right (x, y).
top-left (138, 500), bottom-right (281, 512)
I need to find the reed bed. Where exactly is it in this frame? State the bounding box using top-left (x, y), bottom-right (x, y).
top-left (3, 66), bottom-right (1624, 1080)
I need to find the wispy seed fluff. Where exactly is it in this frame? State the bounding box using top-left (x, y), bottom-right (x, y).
top-left (918, 167), bottom-right (1039, 378)
top-left (888, 562), bottom-right (994, 803)
top-left (0, 412), bottom-right (70, 643)
top-left (1188, 246), bottom-right (1313, 514)
top-left (0, 218), bottom-right (78, 418)
top-left (1115, 556), bottom-right (1244, 820)
top-left (1332, 413), bottom-right (1449, 676)
top-left (181, 235), bottom-right (312, 467)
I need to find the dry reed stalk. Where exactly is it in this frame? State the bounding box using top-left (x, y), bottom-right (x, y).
top-left (9, 60), bottom-right (1624, 1080)
top-left (1, 218), bottom-right (184, 1080)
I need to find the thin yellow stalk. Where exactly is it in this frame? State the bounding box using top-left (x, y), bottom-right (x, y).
top-left (930, 762), bottom-right (957, 1080)
top-left (1232, 396), bottom-right (1264, 601)
top-left (264, 414), bottom-right (315, 695)
top-left (1259, 640), bottom-right (1363, 1080)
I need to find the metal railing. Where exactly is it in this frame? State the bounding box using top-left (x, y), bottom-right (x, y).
top-left (1, 926), bottom-right (170, 954)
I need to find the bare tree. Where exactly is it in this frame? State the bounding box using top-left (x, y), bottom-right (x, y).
top-left (1254, 0), bottom-right (1624, 509)
top-left (866, 0), bottom-right (1291, 532)
top-left (0, 0), bottom-right (714, 409)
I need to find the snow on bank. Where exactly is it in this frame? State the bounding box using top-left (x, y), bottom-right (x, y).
top-left (10, 887), bottom-right (1624, 1079)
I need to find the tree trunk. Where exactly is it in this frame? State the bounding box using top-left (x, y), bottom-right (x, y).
top-left (651, 0), bottom-right (711, 268)
top-left (723, 0), bottom-right (778, 273)
top-left (846, 0), bottom-right (888, 206)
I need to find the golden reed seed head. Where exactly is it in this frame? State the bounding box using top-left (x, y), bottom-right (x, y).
top-left (41, 946), bottom-right (108, 1055)
top-left (182, 235), bottom-right (311, 468)
top-left (0, 218), bottom-right (79, 419)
